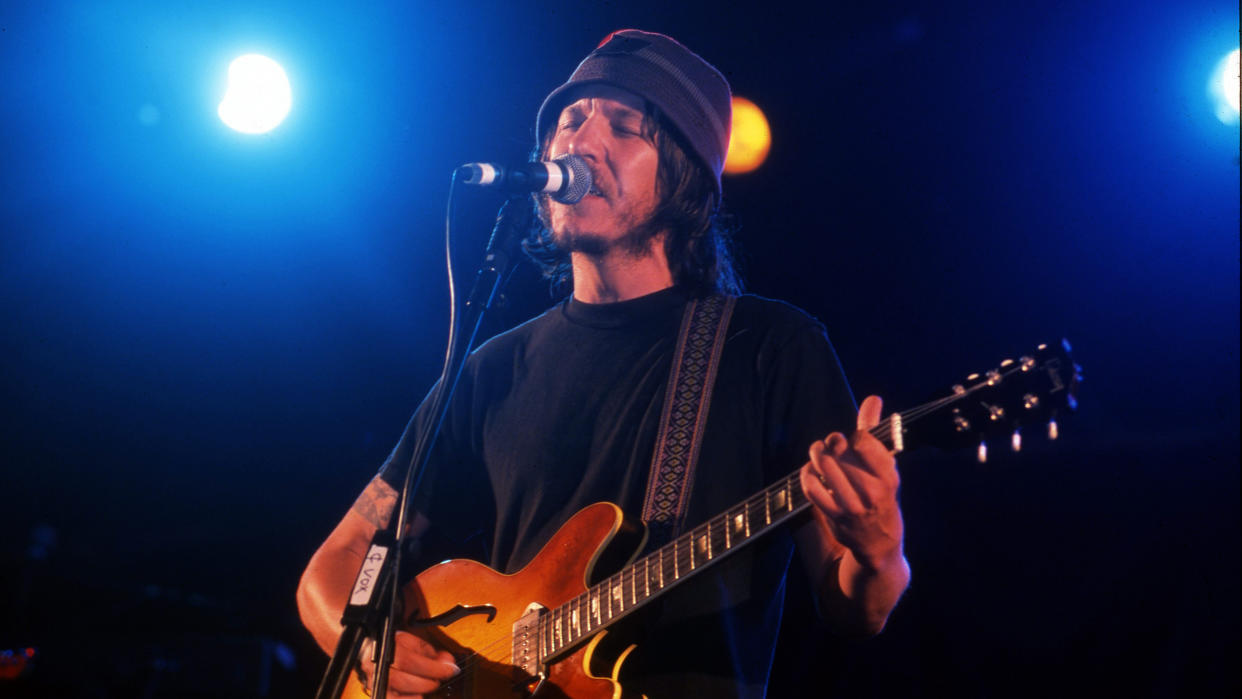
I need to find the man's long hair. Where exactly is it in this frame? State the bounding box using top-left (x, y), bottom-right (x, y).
top-left (523, 103), bottom-right (742, 297)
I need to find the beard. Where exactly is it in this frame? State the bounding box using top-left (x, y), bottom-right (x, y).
top-left (545, 199), bottom-right (665, 261)
top-left (557, 220), bottom-right (662, 259)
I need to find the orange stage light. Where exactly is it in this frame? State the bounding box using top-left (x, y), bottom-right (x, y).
top-left (724, 96), bottom-right (771, 175)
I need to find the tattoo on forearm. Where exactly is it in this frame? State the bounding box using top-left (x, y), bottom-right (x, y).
top-left (351, 477), bottom-right (398, 529)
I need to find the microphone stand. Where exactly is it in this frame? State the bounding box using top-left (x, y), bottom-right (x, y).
top-left (313, 193), bottom-right (532, 699)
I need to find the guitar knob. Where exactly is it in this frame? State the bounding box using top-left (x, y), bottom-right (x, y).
top-left (1011, 428), bottom-right (1022, 452)
top-left (1023, 393), bottom-right (1039, 410)
top-left (977, 440), bottom-right (988, 463)
top-left (1048, 419), bottom-right (1059, 440)
top-left (987, 404), bottom-right (1005, 421)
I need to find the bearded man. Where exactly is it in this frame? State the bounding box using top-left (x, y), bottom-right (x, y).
top-left (298, 29), bottom-right (909, 699)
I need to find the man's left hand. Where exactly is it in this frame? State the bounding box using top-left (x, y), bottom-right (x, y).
top-left (800, 395), bottom-right (904, 571)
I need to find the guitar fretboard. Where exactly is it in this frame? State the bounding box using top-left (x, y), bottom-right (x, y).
top-left (535, 469), bottom-right (817, 660)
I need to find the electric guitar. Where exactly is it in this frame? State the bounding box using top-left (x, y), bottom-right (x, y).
top-left (345, 340), bottom-right (1081, 698)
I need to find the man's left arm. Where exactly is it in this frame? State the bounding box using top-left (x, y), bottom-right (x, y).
top-left (794, 395), bottom-right (911, 636)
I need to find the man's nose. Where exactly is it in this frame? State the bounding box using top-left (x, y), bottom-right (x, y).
top-left (567, 113), bottom-right (607, 161)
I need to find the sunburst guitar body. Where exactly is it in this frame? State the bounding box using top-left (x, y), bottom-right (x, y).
top-left (344, 502), bottom-right (648, 698)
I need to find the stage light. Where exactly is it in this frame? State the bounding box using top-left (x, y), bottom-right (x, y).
top-left (1209, 48), bottom-right (1239, 125)
top-left (1222, 49), bottom-right (1239, 113)
top-left (217, 54), bottom-right (292, 134)
top-left (724, 97), bottom-right (771, 175)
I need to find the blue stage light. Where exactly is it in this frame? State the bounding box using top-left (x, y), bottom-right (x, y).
top-left (1209, 48), bottom-right (1239, 125)
top-left (218, 54), bottom-right (292, 134)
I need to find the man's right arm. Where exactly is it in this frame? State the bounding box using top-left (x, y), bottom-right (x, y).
top-left (297, 476), bottom-right (459, 697)
top-left (297, 475), bottom-right (407, 653)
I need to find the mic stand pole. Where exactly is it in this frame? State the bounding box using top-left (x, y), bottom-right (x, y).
top-left (313, 194), bottom-right (532, 699)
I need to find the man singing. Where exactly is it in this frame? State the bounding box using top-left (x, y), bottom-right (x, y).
top-left (298, 29), bottom-right (909, 698)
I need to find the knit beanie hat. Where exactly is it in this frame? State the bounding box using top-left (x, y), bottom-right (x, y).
top-left (536, 29), bottom-right (733, 196)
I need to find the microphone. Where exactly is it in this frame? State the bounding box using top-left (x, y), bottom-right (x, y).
top-left (457, 154), bottom-right (593, 204)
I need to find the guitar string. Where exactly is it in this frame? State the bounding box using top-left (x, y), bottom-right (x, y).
top-left (420, 359), bottom-right (1044, 685)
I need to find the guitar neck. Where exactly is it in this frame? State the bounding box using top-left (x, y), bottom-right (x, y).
top-left (536, 468), bottom-right (816, 660)
top-left (535, 340), bottom-right (1079, 660)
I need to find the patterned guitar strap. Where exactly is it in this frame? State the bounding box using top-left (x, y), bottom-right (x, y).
top-left (641, 293), bottom-right (737, 548)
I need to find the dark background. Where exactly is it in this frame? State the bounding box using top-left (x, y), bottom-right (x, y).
top-left (1, 1), bottom-right (1237, 696)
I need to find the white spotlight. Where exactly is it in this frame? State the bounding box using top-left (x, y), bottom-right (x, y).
top-left (1209, 48), bottom-right (1240, 125)
top-left (218, 54), bottom-right (292, 134)
top-left (1222, 48), bottom-right (1240, 114)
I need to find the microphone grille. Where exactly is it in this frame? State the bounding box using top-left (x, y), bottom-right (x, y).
top-left (552, 154), bottom-right (592, 204)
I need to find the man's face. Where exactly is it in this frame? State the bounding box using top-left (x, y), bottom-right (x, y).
top-left (544, 85), bottom-right (661, 257)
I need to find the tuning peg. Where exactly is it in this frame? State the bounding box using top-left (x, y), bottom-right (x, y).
top-left (1048, 418), bottom-right (1059, 440)
top-left (1011, 428), bottom-right (1022, 452)
top-left (977, 440), bottom-right (988, 463)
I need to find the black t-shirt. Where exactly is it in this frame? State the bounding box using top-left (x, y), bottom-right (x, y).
top-left (379, 286), bottom-right (856, 698)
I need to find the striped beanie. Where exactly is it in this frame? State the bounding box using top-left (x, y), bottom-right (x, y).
top-left (536, 29), bottom-right (733, 195)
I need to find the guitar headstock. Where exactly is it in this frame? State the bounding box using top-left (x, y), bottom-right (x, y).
top-left (893, 339), bottom-right (1082, 461)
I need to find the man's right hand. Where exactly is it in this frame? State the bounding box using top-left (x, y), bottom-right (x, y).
top-left (357, 631), bottom-right (460, 698)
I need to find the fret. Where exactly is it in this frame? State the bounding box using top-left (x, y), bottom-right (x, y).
top-left (629, 566), bottom-right (637, 605)
top-left (672, 540), bottom-right (680, 579)
top-left (554, 610), bottom-right (564, 649)
top-left (764, 486), bottom-right (772, 525)
top-left (590, 590), bottom-right (601, 626)
top-left (694, 527), bottom-right (711, 563)
top-left (657, 549), bottom-right (665, 588)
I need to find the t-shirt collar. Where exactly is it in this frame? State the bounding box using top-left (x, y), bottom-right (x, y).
top-left (562, 285), bottom-right (689, 329)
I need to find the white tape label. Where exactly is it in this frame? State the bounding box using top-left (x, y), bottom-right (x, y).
top-left (349, 544), bottom-right (389, 606)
